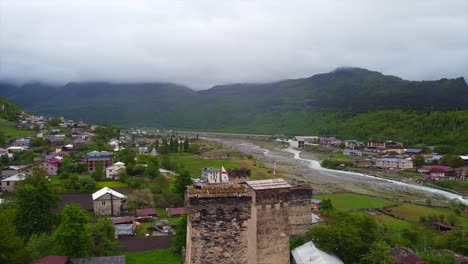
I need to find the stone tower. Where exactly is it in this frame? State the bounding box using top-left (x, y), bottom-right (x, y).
top-left (185, 184), bottom-right (252, 264)
top-left (289, 184), bottom-right (313, 236)
top-left (246, 179), bottom-right (292, 264)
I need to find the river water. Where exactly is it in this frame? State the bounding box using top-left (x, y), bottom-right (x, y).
top-left (206, 136), bottom-right (467, 205)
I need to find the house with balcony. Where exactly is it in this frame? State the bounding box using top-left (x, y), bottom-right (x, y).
top-left (85, 151), bottom-right (113, 172)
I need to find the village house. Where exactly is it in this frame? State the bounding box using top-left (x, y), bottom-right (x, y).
top-left (92, 187), bottom-right (127, 216)
top-left (201, 167), bottom-right (220, 183)
top-left (342, 149), bottom-right (362, 157)
top-left (85, 151), bottom-right (113, 172)
top-left (405, 148), bottom-right (426, 156)
top-left (42, 156), bottom-right (63, 175)
top-left (112, 216), bottom-right (136, 236)
top-left (1, 173), bottom-right (26, 192)
top-left (367, 139), bottom-right (385, 148)
top-left (290, 136), bottom-right (305, 149)
top-left (319, 137), bottom-right (342, 147)
top-left (105, 161), bottom-right (126, 180)
top-left (426, 165), bottom-right (460, 180)
top-left (311, 199), bottom-right (322, 211)
top-left (376, 158), bottom-right (413, 169)
top-left (136, 208), bottom-right (157, 218)
top-left (344, 140), bottom-right (364, 149)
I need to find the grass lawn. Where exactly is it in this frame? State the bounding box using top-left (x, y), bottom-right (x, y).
top-left (124, 249), bottom-right (181, 264)
top-left (314, 193), bottom-right (396, 211)
top-left (168, 153), bottom-right (274, 180)
top-left (0, 119), bottom-right (36, 139)
top-left (388, 203), bottom-right (468, 229)
top-left (96, 181), bottom-right (129, 188)
top-left (374, 213), bottom-right (413, 230)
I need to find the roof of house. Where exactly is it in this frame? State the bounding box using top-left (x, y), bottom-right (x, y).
top-left (294, 136), bottom-right (305, 141)
top-left (311, 199), bottom-right (322, 204)
top-left (85, 151), bottom-right (113, 158)
top-left (136, 208), bottom-right (157, 217)
top-left (1, 173), bottom-right (26, 182)
top-left (378, 158), bottom-right (412, 163)
top-left (433, 222), bottom-right (457, 229)
top-left (166, 207), bottom-right (185, 216)
top-left (92, 187), bottom-right (126, 200)
top-left (430, 165), bottom-right (454, 172)
top-left (291, 241), bottom-right (343, 264)
top-left (115, 224), bottom-right (135, 236)
top-left (246, 178), bottom-right (291, 190)
top-left (390, 247), bottom-right (428, 264)
top-left (406, 148), bottom-right (424, 153)
top-left (30, 255), bottom-right (68, 264)
top-left (112, 216), bottom-right (135, 224)
top-left (70, 256), bottom-right (125, 264)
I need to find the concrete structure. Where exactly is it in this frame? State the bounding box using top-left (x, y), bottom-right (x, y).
top-left (376, 158), bottom-right (413, 169)
top-left (290, 136), bottom-right (305, 149)
top-left (105, 161), bottom-right (126, 179)
top-left (85, 151), bottom-right (113, 172)
top-left (185, 179), bottom-right (312, 264)
top-left (92, 187), bottom-right (127, 216)
top-left (42, 156), bottom-right (63, 175)
top-left (342, 149), bottom-right (362, 157)
top-left (1, 174), bottom-right (26, 192)
top-left (201, 167), bottom-right (220, 183)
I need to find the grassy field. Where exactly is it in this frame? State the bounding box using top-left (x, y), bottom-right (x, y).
top-left (0, 118), bottom-right (36, 139)
top-left (374, 213), bottom-right (414, 230)
top-left (168, 153), bottom-right (274, 180)
top-left (314, 193), bottom-right (396, 211)
top-left (96, 181), bottom-right (129, 188)
top-left (124, 249), bottom-right (181, 264)
top-left (388, 203), bottom-right (468, 229)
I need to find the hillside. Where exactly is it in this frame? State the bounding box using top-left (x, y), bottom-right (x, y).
top-left (1, 67), bottom-right (467, 151)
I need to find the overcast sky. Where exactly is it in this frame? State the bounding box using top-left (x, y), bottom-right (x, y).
top-left (0, 0), bottom-right (467, 89)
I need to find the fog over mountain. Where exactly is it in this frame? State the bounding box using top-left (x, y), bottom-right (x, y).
top-left (1, 0), bottom-right (467, 89)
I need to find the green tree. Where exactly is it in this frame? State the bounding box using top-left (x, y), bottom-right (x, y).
top-left (174, 169), bottom-right (192, 197)
top-left (25, 233), bottom-right (55, 261)
top-left (0, 153), bottom-right (10, 166)
top-left (412, 155), bottom-right (425, 167)
top-left (128, 188), bottom-right (154, 210)
top-left (54, 204), bottom-right (93, 257)
top-left (440, 154), bottom-right (464, 168)
top-left (91, 218), bottom-right (117, 256)
top-left (319, 198), bottom-right (335, 215)
top-left (360, 240), bottom-right (394, 264)
top-left (0, 210), bottom-right (28, 264)
top-left (15, 183), bottom-right (58, 239)
top-left (0, 130), bottom-right (6, 147)
top-left (183, 136), bottom-right (189, 152)
top-left (91, 161), bottom-right (104, 181)
top-left (290, 236), bottom-right (305, 250)
top-left (172, 214), bottom-right (187, 254)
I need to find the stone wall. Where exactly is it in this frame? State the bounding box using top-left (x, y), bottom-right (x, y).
top-left (251, 188), bottom-right (291, 264)
top-left (186, 185), bottom-right (252, 264)
top-left (93, 193), bottom-right (125, 216)
top-left (289, 185), bottom-right (313, 236)
top-left (228, 168), bottom-right (251, 185)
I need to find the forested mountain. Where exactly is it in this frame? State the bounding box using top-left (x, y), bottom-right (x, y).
top-left (1, 67), bottom-right (467, 151)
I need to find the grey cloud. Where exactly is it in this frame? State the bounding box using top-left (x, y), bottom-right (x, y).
top-left (0, 0), bottom-right (467, 89)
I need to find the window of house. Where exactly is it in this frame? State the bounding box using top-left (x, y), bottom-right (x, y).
top-left (102, 201), bottom-right (105, 205)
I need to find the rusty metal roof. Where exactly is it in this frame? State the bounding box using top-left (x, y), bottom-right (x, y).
top-left (246, 178), bottom-right (291, 190)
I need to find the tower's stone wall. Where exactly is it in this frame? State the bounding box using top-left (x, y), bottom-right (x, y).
top-left (288, 185), bottom-right (313, 236)
top-left (185, 185), bottom-right (252, 264)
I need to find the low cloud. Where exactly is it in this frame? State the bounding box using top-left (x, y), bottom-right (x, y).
top-left (0, 0), bottom-right (467, 89)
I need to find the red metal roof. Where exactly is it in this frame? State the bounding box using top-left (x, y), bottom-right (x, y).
top-left (430, 165), bottom-right (454, 172)
top-left (136, 208), bottom-right (157, 217)
top-left (166, 207), bottom-right (185, 216)
top-left (30, 255), bottom-right (68, 264)
top-left (112, 216), bottom-right (135, 224)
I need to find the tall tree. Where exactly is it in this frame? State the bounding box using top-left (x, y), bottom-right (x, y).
top-left (128, 188), bottom-right (154, 209)
top-left (0, 210), bottom-right (28, 264)
top-left (172, 214), bottom-right (187, 254)
top-left (15, 183), bottom-right (58, 239)
top-left (174, 170), bottom-right (192, 197)
top-left (360, 240), bottom-right (394, 264)
top-left (91, 218), bottom-right (117, 256)
top-left (92, 161), bottom-right (104, 181)
top-left (54, 204), bottom-right (93, 257)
